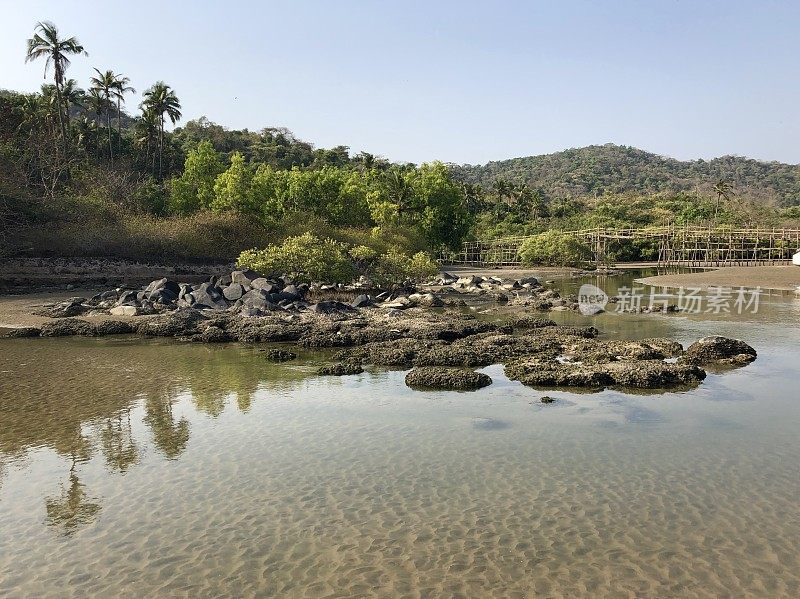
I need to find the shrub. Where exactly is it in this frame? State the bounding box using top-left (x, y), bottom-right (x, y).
top-left (518, 231), bottom-right (593, 267)
top-left (372, 248), bottom-right (439, 287)
top-left (237, 233), bottom-right (356, 283)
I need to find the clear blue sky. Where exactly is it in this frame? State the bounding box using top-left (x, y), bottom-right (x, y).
top-left (2, 0), bottom-right (798, 165)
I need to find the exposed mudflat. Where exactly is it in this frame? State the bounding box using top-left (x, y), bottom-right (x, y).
top-left (638, 265), bottom-right (800, 291)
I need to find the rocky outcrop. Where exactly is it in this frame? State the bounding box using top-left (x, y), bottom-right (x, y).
top-left (683, 336), bottom-right (758, 366)
top-left (404, 367), bottom-right (492, 390)
top-left (317, 361), bottom-right (364, 376)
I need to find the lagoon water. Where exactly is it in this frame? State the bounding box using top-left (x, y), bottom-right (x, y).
top-left (1, 273), bottom-right (799, 597)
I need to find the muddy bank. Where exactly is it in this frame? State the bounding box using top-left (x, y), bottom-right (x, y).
top-left (0, 257), bottom-right (233, 291)
top-left (637, 266), bottom-right (800, 292)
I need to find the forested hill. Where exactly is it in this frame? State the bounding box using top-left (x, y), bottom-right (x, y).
top-left (450, 144), bottom-right (800, 206)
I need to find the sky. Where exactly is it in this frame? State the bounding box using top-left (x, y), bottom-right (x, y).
top-left (1, 0), bottom-right (799, 165)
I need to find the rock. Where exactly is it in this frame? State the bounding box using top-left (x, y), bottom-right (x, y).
top-left (250, 278), bottom-right (277, 293)
top-left (384, 296), bottom-right (415, 310)
top-left (684, 336), bottom-right (757, 366)
top-left (192, 282), bottom-right (228, 310)
top-left (198, 325), bottom-right (230, 343)
top-left (351, 294), bottom-right (373, 308)
top-left (145, 278), bottom-right (180, 296)
top-left (405, 367), bottom-right (492, 391)
top-left (148, 288), bottom-right (178, 304)
top-left (540, 396), bottom-right (556, 403)
top-left (109, 305), bottom-right (139, 317)
top-left (262, 349), bottom-right (297, 362)
top-left (135, 309), bottom-right (206, 337)
top-left (408, 293), bottom-right (444, 308)
top-left (505, 357), bottom-right (705, 390)
top-left (222, 283), bottom-right (245, 301)
top-left (439, 272), bottom-right (458, 285)
top-left (231, 269), bottom-right (262, 287)
top-left (94, 320), bottom-right (135, 335)
top-left (456, 275), bottom-right (482, 287)
top-left (38, 300), bottom-right (89, 318)
top-left (317, 361), bottom-right (364, 376)
top-left (518, 276), bottom-right (539, 287)
top-left (3, 327), bottom-right (41, 338)
top-left (39, 320), bottom-right (96, 337)
top-left (116, 290), bottom-right (139, 306)
top-left (312, 301), bottom-right (356, 315)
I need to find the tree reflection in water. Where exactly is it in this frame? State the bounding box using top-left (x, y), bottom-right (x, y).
top-left (1, 338), bottom-right (313, 534)
top-left (44, 440), bottom-right (101, 536)
top-left (144, 394), bottom-right (190, 459)
top-left (99, 409), bottom-right (139, 472)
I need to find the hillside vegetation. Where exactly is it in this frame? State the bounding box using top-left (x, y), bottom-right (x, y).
top-left (451, 144), bottom-right (800, 207)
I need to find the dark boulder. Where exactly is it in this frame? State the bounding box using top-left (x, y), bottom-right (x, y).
top-left (222, 283), bottom-right (245, 301)
top-left (231, 269), bottom-right (262, 287)
top-left (518, 276), bottom-right (540, 287)
top-left (250, 278), bottom-right (277, 293)
top-left (351, 294), bottom-right (373, 308)
top-left (145, 278), bottom-right (180, 296)
top-left (684, 336), bottom-right (757, 366)
top-left (405, 367), bottom-right (492, 391)
top-left (317, 361), bottom-right (364, 376)
top-left (192, 282), bottom-right (228, 310)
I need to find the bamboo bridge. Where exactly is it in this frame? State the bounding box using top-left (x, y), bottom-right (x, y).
top-left (450, 226), bottom-right (800, 267)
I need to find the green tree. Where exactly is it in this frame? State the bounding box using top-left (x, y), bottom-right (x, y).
top-left (412, 161), bottom-right (471, 250)
top-left (25, 21), bottom-right (87, 152)
top-left (213, 151), bottom-right (253, 212)
top-left (170, 140), bottom-right (224, 213)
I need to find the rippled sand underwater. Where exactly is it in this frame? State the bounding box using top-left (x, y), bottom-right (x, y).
top-left (2, 290), bottom-right (800, 597)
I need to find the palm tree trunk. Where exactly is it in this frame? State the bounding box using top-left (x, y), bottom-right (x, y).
top-left (158, 115), bottom-right (164, 179)
top-left (106, 109), bottom-right (113, 164)
top-left (54, 78), bottom-right (67, 155)
top-left (116, 99), bottom-right (122, 154)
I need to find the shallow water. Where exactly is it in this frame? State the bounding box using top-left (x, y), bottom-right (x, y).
top-left (1, 274), bottom-right (800, 597)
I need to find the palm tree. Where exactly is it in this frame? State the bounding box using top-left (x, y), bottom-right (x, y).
top-left (141, 82), bottom-right (182, 178)
top-left (25, 21), bottom-right (87, 151)
top-left (90, 68), bottom-right (117, 162)
top-left (112, 74), bottom-right (135, 154)
top-left (60, 78), bottom-right (84, 131)
top-left (85, 88), bottom-right (108, 156)
top-left (385, 167), bottom-right (416, 216)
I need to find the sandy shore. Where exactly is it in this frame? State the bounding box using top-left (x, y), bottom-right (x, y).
top-left (638, 266), bottom-right (800, 291)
